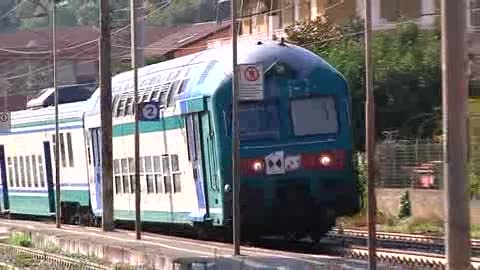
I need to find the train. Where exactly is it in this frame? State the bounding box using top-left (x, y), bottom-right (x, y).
top-left (0, 39), bottom-right (360, 242)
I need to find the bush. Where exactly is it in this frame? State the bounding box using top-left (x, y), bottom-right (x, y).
top-left (398, 190), bottom-right (411, 219)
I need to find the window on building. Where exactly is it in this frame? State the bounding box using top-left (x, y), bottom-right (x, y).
top-left (471, 0), bottom-right (480, 27)
top-left (380, 0), bottom-right (421, 22)
top-left (281, 0), bottom-right (295, 27)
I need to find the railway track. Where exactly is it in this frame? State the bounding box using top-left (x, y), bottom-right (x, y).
top-left (0, 242), bottom-right (109, 270)
top-left (341, 246), bottom-right (480, 270)
top-left (330, 228), bottom-right (480, 249)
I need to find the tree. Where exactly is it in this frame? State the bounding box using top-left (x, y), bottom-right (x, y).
top-left (14, 0), bottom-right (171, 29)
top-left (147, 0), bottom-right (218, 26)
top-left (0, 0), bottom-right (20, 32)
top-left (286, 16), bottom-right (442, 150)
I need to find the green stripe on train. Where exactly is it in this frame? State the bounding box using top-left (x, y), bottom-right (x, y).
top-left (5, 190), bottom-right (90, 216)
top-left (13, 117), bottom-right (82, 129)
top-left (113, 115), bottom-right (184, 137)
top-left (114, 209), bottom-right (223, 224)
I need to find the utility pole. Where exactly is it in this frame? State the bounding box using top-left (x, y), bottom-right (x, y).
top-left (441, 0), bottom-right (471, 269)
top-left (51, 0), bottom-right (61, 229)
top-left (131, 0), bottom-right (142, 240)
top-left (364, 0), bottom-right (376, 269)
top-left (230, 0), bottom-right (241, 256)
top-left (100, 0), bottom-right (114, 231)
top-left (135, 0), bottom-right (145, 67)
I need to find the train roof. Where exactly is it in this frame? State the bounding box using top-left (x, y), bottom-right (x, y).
top-left (85, 39), bottom-right (346, 116)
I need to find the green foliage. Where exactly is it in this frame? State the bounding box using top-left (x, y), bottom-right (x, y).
top-left (353, 152), bottom-right (367, 210)
top-left (470, 169), bottom-right (480, 199)
top-left (13, 253), bottom-right (35, 268)
top-left (398, 190), bottom-right (411, 219)
top-left (146, 55), bottom-right (168, 65)
top-left (147, 0), bottom-right (217, 26)
top-left (286, 16), bottom-right (442, 150)
top-left (6, 233), bottom-right (32, 247)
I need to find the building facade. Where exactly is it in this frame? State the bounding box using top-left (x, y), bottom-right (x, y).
top-left (235, 0), bottom-right (438, 39)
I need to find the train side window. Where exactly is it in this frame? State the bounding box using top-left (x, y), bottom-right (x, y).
top-left (114, 159), bottom-right (122, 194)
top-left (115, 176), bottom-right (122, 194)
top-left (146, 175), bottom-right (154, 193)
top-left (7, 157), bottom-right (13, 187)
top-left (121, 158), bottom-right (129, 193)
top-left (59, 133), bottom-right (67, 167)
top-left (38, 155), bottom-right (45, 187)
top-left (126, 97), bottom-right (134, 115)
top-left (142, 93), bottom-right (150, 103)
top-left (152, 156), bottom-right (161, 193)
top-left (159, 83), bottom-right (170, 108)
top-left (130, 175), bottom-right (136, 194)
top-left (162, 155), bottom-right (172, 193)
top-left (128, 157), bottom-right (135, 174)
top-left (13, 157), bottom-right (19, 187)
top-left (117, 98), bottom-right (126, 117)
top-left (151, 90), bottom-right (160, 102)
top-left (177, 79), bottom-right (189, 95)
top-left (31, 155), bottom-right (38, 187)
top-left (128, 157), bottom-right (135, 194)
top-left (66, 133), bottom-right (74, 167)
top-left (19, 156), bottom-right (25, 187)
top-left (140, 157), bottom-right (145, 173)
top-left (113, 159), bottom-right (120, 175)
top-left (25, 156), bottom-right (32, 187)
top-left (167, 80), bottom-right (180, 107)
top-left (51, 135), bottom-right (56, 163)
top-left (171, 154), bottom-right (181, 193)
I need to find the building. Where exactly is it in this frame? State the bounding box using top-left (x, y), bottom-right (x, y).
top-left (0, 22), bottom-right (231, 111)
top-left (233, 0), bottom-right (438, 39)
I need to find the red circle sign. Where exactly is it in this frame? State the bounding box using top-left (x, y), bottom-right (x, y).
top-left (244, 66), bottom-right (259, 82)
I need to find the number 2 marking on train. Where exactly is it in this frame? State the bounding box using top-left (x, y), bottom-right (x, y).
top-left (142, 104), bottom-right (158, 120)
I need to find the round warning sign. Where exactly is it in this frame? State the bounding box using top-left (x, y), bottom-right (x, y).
top-left (0, 112), bottom-right (9, 122)
top-left (244, 66), bottom-right (260, 82)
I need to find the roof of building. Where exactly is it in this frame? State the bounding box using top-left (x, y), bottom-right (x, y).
top-left (143, 21), bottom-right (231, 57)
top-left (0, 22), bottom-right (231, 60)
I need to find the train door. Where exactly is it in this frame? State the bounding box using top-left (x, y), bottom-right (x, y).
top-left (43, 141), bottom-right (55, 214)
top-left (185, 114), bottom-right (209, 219)
top-left (89, 128), bottom-right (103, 215)
top-left (0, 145), bottom-right (9, 212)
top-left (200, 112), bottom-right (221, 215)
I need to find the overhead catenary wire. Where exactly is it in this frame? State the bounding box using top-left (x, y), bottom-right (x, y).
top-left (0, 0), bottom-right (172, 55)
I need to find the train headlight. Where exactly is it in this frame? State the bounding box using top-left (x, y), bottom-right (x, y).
top-left (319, 155), bottom-right (332, 167)
top-left (252, 160), bottom-right (264, 172)
top-left (241, 158), bottom-right (265, 175)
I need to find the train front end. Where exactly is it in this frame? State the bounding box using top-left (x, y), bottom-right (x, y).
top-left (213, 42), bottom-right (360, 240)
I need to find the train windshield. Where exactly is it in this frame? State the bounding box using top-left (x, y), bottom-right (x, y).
top-left (290, 96), bottom-right (338, 136)
top-left (238, 101), bottom-right (280, 140)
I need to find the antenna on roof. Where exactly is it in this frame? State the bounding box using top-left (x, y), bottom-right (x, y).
top-left (279, 37), bottom-right (286, 46)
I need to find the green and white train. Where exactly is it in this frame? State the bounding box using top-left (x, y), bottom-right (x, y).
top-left (0, 40), bottom-right (360, 241)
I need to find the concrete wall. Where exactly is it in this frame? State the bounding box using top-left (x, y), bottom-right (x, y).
top-left (376, 188), bottom-right (480, 224)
